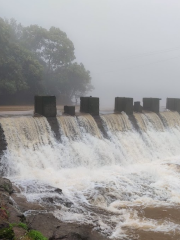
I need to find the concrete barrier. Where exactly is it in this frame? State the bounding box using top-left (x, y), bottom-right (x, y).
top-left (115, 97), bottom-right (133, 115)
top-left (64, 106), bottom-right (75, 116)
top-left (133, 101), bottom-right (142, 113)
top-left (34, 96), bottom-right (57, 117)
top-left (166, 98), bottom-right (180, 112)
top-left (80, 97), bottom-right (99, 115)
top-left (143, 98), bottom-right (161, 113)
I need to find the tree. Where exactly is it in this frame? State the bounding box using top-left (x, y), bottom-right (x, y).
top-left (0, 18), bottom-right (93, 104)
top-left (20, 25), bottom-right (75, 71)
top-left (19, 24), bottom-right (93, 103)
top-left (0, 18), bottom-right (43, 104)
top-left (52, 63), bottom-right (93, 102)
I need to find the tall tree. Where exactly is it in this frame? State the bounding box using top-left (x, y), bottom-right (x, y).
top-left (0, 18), bottom-right (43, 104)
top-left (21, 25), bottom-right (75, 71)
top-left (53, 63), bottom-right (93, 101)
top-left (19, 24), bottom-right (93, 102)
top-left (0, 18), bottom-right (93, 104)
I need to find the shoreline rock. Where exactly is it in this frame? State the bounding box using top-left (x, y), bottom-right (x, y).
top-left (0, 177), bottom-right (108, 240)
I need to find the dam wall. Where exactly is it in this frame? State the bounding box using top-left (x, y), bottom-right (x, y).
top-left (1, 97), bottom-right (180, 238)
top-left (0, 110), bottom-right (176, 153)
top-left (1, 110), bottom-right (180, 168)
top-left (0, 124), bottom-right (7, 158)
top-left (1, 109), bottom-right (180, 239)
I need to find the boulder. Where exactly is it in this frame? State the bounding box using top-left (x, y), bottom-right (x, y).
top-left (13, 226), bottom-right (27, 240)
top-left (27, 213), bottom-right (108, 240)
top-left (0, 178), bottom-right (13, 194)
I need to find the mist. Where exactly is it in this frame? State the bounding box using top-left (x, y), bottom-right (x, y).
top-left (1, 0), bottom-right (180, 108)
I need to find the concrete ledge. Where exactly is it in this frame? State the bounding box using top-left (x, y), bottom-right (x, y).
top-left (115, 97), bottom-right (133, 115)
top-left (34, 96), bottom-right (57, 117)
top-left (166, 98), bottom-right (180, 112)
top-left (64, 106), bottom-right (75, 116)
top-left (134, 101), bottom-right (142, 113)
top-left (143, 98), bottom-right (161, 113)
top-left (80, 97), bottom-right (99, 116)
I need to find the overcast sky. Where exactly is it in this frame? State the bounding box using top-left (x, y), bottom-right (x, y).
top-left (1, 0), bottom-right (180, 107)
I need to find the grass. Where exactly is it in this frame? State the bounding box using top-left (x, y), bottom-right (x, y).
top-left (0, 222), bottom-right (47, 240)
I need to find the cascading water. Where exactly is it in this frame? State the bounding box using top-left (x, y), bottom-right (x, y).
top-left (1, 112), bottom-right (180, 239)
top-left (57, 116), bottom-right (81, 140)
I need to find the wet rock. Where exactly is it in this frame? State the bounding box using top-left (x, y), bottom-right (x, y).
top-left (0, 178), bottom-right (108, 240)
top-left (0, 178), bottom-right (13, 194)
top-left (8, 205), bottom-right (23, 224)
top-left (0, 192), bottom-right (9, 205)
top-left (27, 213), bottom-right (58, 238)
top-left (11, 193), bottom-right (45, 213)
top-left (54, 188), bottom-right (62, 194)
top-left (45, 197), bottom-right (54, 203)
top-left (13, 226), bottom-right (27, 240)
top-left (66, 232), bottom-right (88, 240)
top-left (42, 196), bottom-right (73, 208)
top-left (0, 221), bottom-right (9, 229)
top-left (0, 206), bottom-right (8, 221)
top-left (27, 213), bottom-right (108, 240)
top-left (0, 125), bottom-right (7, 160)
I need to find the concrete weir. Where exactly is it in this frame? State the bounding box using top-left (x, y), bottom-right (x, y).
top-left (34, 96), bottom-right (57, 117)
top-left (2, 98), bottom-right (180, 240)
top-left (1, 95), bottom-right (180, 147)
top-left (133, 101), bottom-right (142, 113)
top-left (166, 98), bottom-right (180, 112)
top-left (115, 97), bottom-right (133, 115)
top-left (143, 98), bottom-right (161, 113)
top-left (0, 124), bottom-right (7, 159)
top-left (64, 106), bottom-right (75, 116)
top-left (80, 97), bottom-right (99, 116)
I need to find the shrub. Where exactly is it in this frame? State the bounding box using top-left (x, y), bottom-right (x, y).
top-left (28, 230), bottom-right (48, 240)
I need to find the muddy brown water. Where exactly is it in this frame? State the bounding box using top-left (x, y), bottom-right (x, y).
top-left (0, 106), bottom-right (180, 240)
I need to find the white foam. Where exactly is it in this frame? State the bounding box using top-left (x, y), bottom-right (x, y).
top-left (1, 113), bottom-right (180, 237)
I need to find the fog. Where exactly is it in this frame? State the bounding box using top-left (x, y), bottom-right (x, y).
top-left (1, 0), bottom-right (180, 108)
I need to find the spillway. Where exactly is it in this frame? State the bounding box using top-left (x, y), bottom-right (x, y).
top-left (1, 111), bottom-right (180, 239)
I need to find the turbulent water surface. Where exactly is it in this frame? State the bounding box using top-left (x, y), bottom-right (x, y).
top-left (1, 112), bottom-right (180, 239)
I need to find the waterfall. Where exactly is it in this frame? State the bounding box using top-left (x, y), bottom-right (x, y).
top-left (77, 114), bottom-right (102, 138)
top-left (1, 112), bottom-right (180, 238)
top-left (0, 117), bottom-right (53, 150)
top-left (1, 112), bottom-right (180, 172)
top-left (57, 116), bottom-right (81, 140)
top-left (160, 111), bottom-right (180, 128)
top-left (101, 113), bottom-right (132, 132)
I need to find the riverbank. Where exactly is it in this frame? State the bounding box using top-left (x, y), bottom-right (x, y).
top-left (0, 177), bottom-right (109, 240)
top-left (1, 177), bottom-right (180, 240)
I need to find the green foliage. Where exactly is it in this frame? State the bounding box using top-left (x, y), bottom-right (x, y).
top-left (52, 62), bottom-right (93, 100)
top-left (9, 222), bottom-right (27, 230)
top-left (21, 25), bottom-right (75, 70)
top-left (27, 230), bottom-right (47, 240)
top-left (0, 225), bottom-right (14, 239)
top-left (17, 222), bottom-right (28, 230)
top-left (0, 17), bottom-right (93, 104)
top-left (0, 18), bottom-right (43, 103)
top-left (0, 205), bottom-right (9, 219)
top-left (0, 222), bottom-right (45, 240)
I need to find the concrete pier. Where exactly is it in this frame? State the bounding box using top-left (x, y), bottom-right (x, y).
top-left (34, 96), bottom-right (57, 117)
top-left (143, 98), bottom-right (161, 113)
top-left (166, 98), bottom-right (180, 112)
top-left (80, 97), bottom-right (99, 116)
top-left (64, 106), bottom-right (75, 116)
top-left (133, 101), bottom-right (142, 113)
top-left (115, 97), bottom-right (133, 115)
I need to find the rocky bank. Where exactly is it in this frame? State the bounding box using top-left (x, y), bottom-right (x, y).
top-left (0, 177), bottom-right (108, 240)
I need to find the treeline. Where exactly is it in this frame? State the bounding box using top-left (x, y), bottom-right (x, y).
top-left (0, 18), bottom-right (93, 104)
